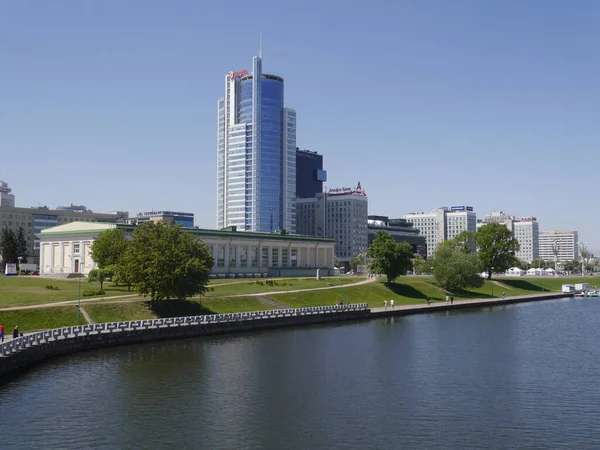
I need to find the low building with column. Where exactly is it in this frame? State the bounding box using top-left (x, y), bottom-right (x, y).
top-left (38, 222), bottom-right (336, 278)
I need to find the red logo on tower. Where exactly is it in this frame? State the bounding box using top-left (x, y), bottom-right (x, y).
top-left (227, 70), bottom-right (248, 79)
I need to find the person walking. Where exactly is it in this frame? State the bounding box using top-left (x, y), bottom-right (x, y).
top-left (383, 300), bottom-right (388, 310)
top-left (390, 299), bottom-right (395, 310)
top-left (0, 323), bottom-right (4, 342)
top-left (502, 292), bottom-right (506, 299)
top-left (13, 326), bottom-right (19, 339)
top-left (445, 295), bottom-right (450, 304)
top-left (450, 296), bottom-right (454, 305)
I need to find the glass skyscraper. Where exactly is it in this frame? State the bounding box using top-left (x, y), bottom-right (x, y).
top-left (217, 55), bottom-right (296, 233)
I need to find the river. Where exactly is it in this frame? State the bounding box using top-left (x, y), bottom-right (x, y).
top-left (1, 297), bottom-right (600, 449)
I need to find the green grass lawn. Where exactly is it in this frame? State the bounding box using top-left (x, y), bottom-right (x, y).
top-left (85, 297), bottom-right (271, 324)
top-left (0, 276), bottom-right (134, 308)
top-left (499, 276), bottom-right (600, 293)
top-left (202, 276), bottom-right (364, 297)
top-left (0, 306), bottom-right (81, 333)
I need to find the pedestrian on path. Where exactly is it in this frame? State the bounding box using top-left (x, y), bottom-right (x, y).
top-left (390, 299), bottom-right (395, 309)
top-left (0, 323), bottom-right (4, 342)
top-left (502, 292), bottom-right (506, 299)
top-left (450, 296), bottom-right (454, 305)
top-left (445, 295), bottom-right (450, 304)
top-left (426, 296), bottom-right (431, 305)
top-left (13, 326), bottom-right (19, 339)
top-left (384, 300), bottom-right (388, 310)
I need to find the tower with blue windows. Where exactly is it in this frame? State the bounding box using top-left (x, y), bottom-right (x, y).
top-left (217, 54), bottom-right (296, 233)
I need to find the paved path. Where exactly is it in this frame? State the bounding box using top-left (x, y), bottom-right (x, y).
top-left (79, 306), bottom-right (94, 324)
top-left (370, 291), bottom-right (567, 316)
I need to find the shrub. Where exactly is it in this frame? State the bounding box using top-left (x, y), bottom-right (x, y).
top-left (45, 284), bottom-right (59, 290)
top-left (82, 289), bottom-right (105, 297)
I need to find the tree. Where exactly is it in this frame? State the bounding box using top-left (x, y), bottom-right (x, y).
top-left (451, 230), bottom-right (476, 254)
top-left (430, 244), bottom-right (484, 291)
top-left (412, 254), bottom-right (431, 274)
top-left (476, 223), bottom-right (520, 279)
top-left (16, 227), bottom-right (28, 264)
top-left (0, 228), bottom-right (18, 272)
top-left (368, 231), bottom-right (413, 283)
top-left (562, 260), bottom-right (580, 274)
top-left (90, 228), bottom-right (128, 269)
top-left (87, 268), bottom-right (113, 290)
top-left (350, 253), bottom-right (366, 272)
top-left (119, 222), bottom-right (214, 301)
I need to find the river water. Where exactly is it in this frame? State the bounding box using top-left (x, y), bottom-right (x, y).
top-left (2, 297), bottom-right (600, 449)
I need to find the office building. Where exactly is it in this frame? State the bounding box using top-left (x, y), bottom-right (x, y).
top-left (296, 183), bottom-right (368, 265)
top-left (125, 211), bottom-right (194, 228)
top-left (367, 216), bottom-right (426, 256)
top-left (0, 206), bottom-right (127, 265)
top-left (404, 206), bottom-right (476, 257)
top-left (296, 149), bottom-right (326, 198)
top-left (0, 181), bottom-right (15, 208)
top-left (217, 54), bottom-right (296, 233)
top-left (39, 222), bottom-right (336, 277)
top-left (539, 230), bottom-right (579, 262)
top-left (478, 211), bottom-right (539, 262)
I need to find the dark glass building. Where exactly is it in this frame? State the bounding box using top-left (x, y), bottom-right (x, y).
top-left (296, 149), bottom-right (326, 199)
top-left (368, 215), bottom-right (427, 257)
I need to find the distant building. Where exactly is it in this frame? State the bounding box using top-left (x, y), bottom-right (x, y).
top-left (296, 182), bottom-right (368, 265)
top-left (478, 211), bottom-right (539, 262)
top-left (296, 149), bottom-right (327, 199)
top-left (38, 222), bottom-right (336, 277)
top-left (367, 216), bottom-right (426, 257)
top-left (56, 204), bottom-right (92, 213)
top-left (125, 211), bottom-right (195, 228)
top-left (0, 206), bottom-right (128, 265)
top-left (403, 206), bottom-right (476, 257)
top-left (539, 230), bottom-right (579, 262)
top-left (0, 181), bottom-right (15, 208)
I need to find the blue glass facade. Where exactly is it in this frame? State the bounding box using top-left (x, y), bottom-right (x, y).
top-left (217, 56), bottom-right (296, 233)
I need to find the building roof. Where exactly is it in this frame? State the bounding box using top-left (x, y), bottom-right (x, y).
top-left (39, 222), bottom-right (117, 235)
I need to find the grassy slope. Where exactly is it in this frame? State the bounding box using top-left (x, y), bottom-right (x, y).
top-left (0, 306), bottom-right (81, 332)
top-left (0, 277), bottom-right (133, 307)
top-left (84, 297), bottom-right (271, 324)
top-left (203, 277), bottom-right (363, 297)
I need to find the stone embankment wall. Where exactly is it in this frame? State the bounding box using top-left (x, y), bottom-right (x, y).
top-left (0, 304), bottom-right (369, 383)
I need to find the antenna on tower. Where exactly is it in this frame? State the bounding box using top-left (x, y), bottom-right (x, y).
top-left (259, 32), bottom-right (263, 58)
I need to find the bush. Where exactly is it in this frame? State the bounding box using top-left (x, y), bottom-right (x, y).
top-left (82, 289), bottom-right (105, 297)
top-left (45, 284), bottom-right (59, 290)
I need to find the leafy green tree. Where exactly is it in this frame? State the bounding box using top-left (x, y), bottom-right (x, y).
top-left (16, 227), bottom-right (28, 263)
top-left (90, 228), bottom-right (128, 269)
top-left (119, 222), bottom-right (214, 301)
top-left (530, 259), bottom-right (545, 269)
top-left (350, 253), bottom-right (366, 272)
top-left (430, 244), bottom-right (484, 291)
top-left (87, 268), bottom-right (113, 290)
top-left (476, 223), bottom-right (520, 279)
top-left (514, 258), bottom-right (530, 270)
top-left (0, 227), bottom-right (18, 271)
top-left (368, 231), bottom-right (413, 283)
top-left (412, 254), bottom-right (431, 274)
top-left (450, 230), bottom-right (476, 254)
top-left (562, 260), bottom-right (580, 274)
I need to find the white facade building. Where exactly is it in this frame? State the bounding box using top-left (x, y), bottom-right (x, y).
top-left (539, 230), bottom-right (579, 262)
top-left (39, 222), bottom-right (336, 277)
top-left (404, 206), bottom-right (476, 257)
top-left (296, 183), bottom-right (369, 264)
top-left (513, 218), bottom-right (539, 263)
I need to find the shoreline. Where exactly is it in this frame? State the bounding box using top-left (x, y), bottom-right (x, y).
top-left (0, 292), bottom-right (574, 385)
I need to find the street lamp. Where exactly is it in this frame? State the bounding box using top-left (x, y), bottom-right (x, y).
top-left (77, 261), bottom-right (82, 325)
top-left (580, 242), bottom-right (588, 278)
top-left (17, 256), bottom-right (22, 275)
top-left (491, 267), bottom-right (494, 297)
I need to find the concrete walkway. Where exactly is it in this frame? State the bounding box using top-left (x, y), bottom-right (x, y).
top-left (370, 291), bottom-right (568, 317)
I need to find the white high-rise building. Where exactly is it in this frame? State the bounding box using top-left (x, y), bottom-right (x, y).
top-left (477, 211), bottom-right (539, 263)
top-left (513, 218), bottom-right (539, 263)
top-left (217, 54), bottom-right (296, 233)
top-left (0, 181), bottom-right (15, 208)
top-left (404, 206), bottom-right (476, 257)
top-left (296, 183), bottom-right (368, 264)
top-left (539, 230), bottom-right (579, 262)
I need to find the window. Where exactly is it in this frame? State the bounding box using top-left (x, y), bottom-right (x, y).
top-left (73, 244), bottom-right (80, 254)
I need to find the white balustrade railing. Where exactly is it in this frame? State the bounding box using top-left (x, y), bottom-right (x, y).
top-left (0, 304), bottom-right (369, 358)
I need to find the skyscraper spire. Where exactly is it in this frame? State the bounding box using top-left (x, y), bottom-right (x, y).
top-left (259, 32), bottom-right (263, 59)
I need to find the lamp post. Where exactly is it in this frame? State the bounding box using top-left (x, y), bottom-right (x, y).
top-left (430, 265), bottom-right (434, 301)
top-left (77, 261), bottom-right (82, 325)
top-left (17, 256), bottom-right (22, 275)
top-left (491, 267), bottom-right (494, 297)
top-left (339, 274), bottom-right (343, 304)
top-left (580, 242), bottom-right (588, 278)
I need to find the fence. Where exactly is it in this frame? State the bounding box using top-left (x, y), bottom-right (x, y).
top-left (0, 304), bottom-right (369, 358)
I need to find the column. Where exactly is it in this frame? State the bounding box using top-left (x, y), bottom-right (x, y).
top-left (267, 246), bottom-right (273, 268)
top-left (224, 243), bottom-right (230, 269)
top-left (306, 247), bottom-right (311, 267)
top-left (236, 245), bottom-right (242, 269)
top-left (247, 246), bottom-right (252, 269)
top-left (58, 242), bottom-right (64, 274)
top-left (278, 247), bottom-right (282, 268)
top-left (80, 240), bottom-right (84, 271)
top-left (288, 246), bottom-right (292, 268)
top-left (49, 244), bottom-right (55, 274)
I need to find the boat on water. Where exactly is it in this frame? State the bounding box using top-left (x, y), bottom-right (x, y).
top-left (575, 291), bottom-right (600, 297)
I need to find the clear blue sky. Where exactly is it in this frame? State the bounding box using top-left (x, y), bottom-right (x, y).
top-left (2, 1), bottom-right (599, 251)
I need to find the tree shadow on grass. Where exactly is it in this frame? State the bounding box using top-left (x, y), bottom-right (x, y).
top-left (383, 282), bottom-right (427, 300)
top-left (501, 279), bottom-right (545, 291)
top-left (450, 288), bottom-right (494, 299)
top-left (148, 300), bottom-right (213, 318)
